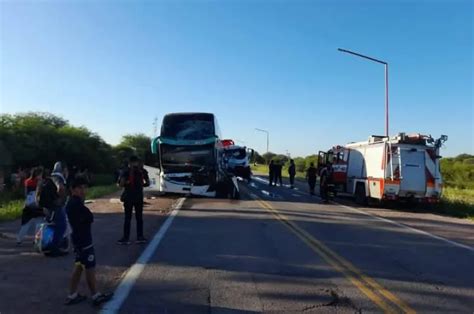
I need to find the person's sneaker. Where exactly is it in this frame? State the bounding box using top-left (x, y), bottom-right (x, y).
top-left (64, 294), bottom-right (86, 305)
top-left (117, 238), bottom-right (131, 245)
top-left (92, 292), bottom-right (113, 306)
top-left (135, 237), bottom-right (147, 244)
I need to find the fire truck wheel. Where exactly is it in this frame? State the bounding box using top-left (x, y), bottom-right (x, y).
top-left (355, 183), bottom-right (367, 206)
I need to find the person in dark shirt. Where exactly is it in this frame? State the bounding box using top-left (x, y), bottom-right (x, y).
top-left (288, 159), bottom-right (296, 189)
top-left (117, 155), bottom-right (150, 245)
top-left (65, 177), bottom-right (112, 306)
top-left (306, 162), bottom-right (317, 195)
top-left (274, 162), bottom-right (283, 186)
top-left (268, 160), bottom-right (275, 186)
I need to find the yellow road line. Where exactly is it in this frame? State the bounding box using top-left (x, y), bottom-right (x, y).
top-left (256, 199), bottom-right (416, 314)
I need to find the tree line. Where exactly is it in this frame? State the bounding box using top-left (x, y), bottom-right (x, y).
top-left (1, 112), bottom-right (471, 189)
top-left (0, 112), bottom-right (152, 174)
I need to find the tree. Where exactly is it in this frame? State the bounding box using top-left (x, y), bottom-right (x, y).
top-left (0, 112), bottom-right (116, 173)
top-left (118, 133), bottom-right (152, 161)
top-left (262, 152), bottom-right (276, 164)
top-left (252, 151), bottom-right (265, 164)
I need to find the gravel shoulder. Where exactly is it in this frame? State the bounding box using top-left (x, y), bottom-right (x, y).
top-left (0, 191), bottom-right (177, 314)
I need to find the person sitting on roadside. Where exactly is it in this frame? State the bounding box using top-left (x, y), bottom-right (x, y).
top-left (64, 176), bottom-right (113, 306)
top-left (16, 167), bottom-right (45, 245)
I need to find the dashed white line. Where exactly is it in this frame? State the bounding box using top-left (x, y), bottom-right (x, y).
top-left (101, 197), bottom-right (186, 314)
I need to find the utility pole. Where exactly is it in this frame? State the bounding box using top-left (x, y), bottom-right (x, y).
top-left (338, 48), bottom-right (389, 137)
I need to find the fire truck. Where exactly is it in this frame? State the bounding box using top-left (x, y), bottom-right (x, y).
top-left (317, 133), bottom-right (448, 204)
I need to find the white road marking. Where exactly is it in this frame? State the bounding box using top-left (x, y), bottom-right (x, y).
top-left (260, 190), bottom-right (284, 199)
top-left (100, 197), bottom-right (186, 314)
top-left (252, 176), bottom-right (269, 184)
top-left (251, 176), bottom-right (473, 251)
top-left (333, 202), bottom-right (474, 253)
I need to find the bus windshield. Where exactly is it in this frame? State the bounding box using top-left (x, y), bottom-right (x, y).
top-left (161, 113), bottom-right (215, 141)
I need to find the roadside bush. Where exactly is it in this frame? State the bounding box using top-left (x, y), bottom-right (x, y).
top-left (91, 173), bottom-right (116, 186)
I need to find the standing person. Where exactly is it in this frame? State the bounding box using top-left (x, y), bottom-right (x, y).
top-left (288, 159), bottom-right (296, 189)
top-left (38, 161), bottom-right (69, 257)
top-left (306, 162), bottom-right (317, 195)
top-left (268, 160), bottom-right (275, 186)
top-left (117, 156), bottom-right (150, 245)
top-left (16, 167), bottom-right (45, 245)
top-left (64, 176), bottom-right (113, 306)
top-left (275, 161), bottom-right (283, 186)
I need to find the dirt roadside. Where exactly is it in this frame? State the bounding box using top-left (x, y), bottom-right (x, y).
top-left (0, 191), bottom-right (178, 314)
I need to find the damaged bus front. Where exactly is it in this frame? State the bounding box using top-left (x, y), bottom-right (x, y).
top-left (149, 113), bottom-right (239, 198)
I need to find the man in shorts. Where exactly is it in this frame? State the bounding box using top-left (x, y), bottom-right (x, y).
top-left (64, 176), bottom-right (113, 306)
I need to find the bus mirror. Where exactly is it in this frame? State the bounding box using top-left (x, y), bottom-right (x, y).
top-left (151, 138), bottom-right (159, 155)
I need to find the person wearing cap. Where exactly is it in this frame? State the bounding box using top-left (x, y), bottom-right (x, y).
top-left (117, 156), bottom-right (150, 245)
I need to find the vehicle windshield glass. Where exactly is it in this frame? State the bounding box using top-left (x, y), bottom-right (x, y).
top-left (161, 114), bottom-right (215, 141)
top-left (226, 148), bottom-right (246, 159)
top-left (161, 144), bottom-right (215, 169)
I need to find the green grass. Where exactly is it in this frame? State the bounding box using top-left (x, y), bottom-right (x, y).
top-left (86, 184), bottom-right (120, 200)
top-left (0, 184), bottom-right (119, 222)
top-left (437, 187), bottom-right (474, 220)
top-left (0, 199), bottom-right (24, 222)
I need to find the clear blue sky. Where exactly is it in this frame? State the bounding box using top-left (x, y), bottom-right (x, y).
top-left (1, 0), bottom-right (472, 157)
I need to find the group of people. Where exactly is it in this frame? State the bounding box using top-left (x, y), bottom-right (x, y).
top-left (268, 160), bottom-right (285, 187)
top-left (14, 155), bottom-right (151, 306)
top-left (267, 160), bottom-right (320, 197)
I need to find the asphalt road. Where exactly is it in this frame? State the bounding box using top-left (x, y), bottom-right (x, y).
top-left (110, 176), bottom-right (474, 313)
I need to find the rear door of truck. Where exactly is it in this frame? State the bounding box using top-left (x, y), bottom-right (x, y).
top-left (399, 148), bottom-right (426, 196)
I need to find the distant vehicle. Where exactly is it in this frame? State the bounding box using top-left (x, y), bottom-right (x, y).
top-left (317, 133), bottom-right (448, 204)
top-left (222, 140), bottom-right (254, 181)
top-left (148, 112), bottom-right (239, 198)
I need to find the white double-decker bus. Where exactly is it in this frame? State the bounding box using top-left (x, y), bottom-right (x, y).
top-left (147, 112), bottom-right (239, 198)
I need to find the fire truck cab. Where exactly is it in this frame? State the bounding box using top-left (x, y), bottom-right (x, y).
top-left (318, 133), bottom-right (447, 205)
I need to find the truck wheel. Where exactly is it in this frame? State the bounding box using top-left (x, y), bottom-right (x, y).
top-left (355, 183), bottom-right (367, 206)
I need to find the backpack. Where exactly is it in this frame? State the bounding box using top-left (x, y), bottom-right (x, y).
top-left (34, 223), bottom-right (55, 253)
top-left (37, 177), bottom-right (59, 210)
top-left (34, 222), bottom-right (70, 254)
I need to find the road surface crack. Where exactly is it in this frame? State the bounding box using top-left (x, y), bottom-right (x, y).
top-left (302, 289), bottom-right (361, 313)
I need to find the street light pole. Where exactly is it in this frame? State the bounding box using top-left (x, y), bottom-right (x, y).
top-left (255, 128), bottom-right (269, 153)
top-left (338, 48), bottom-right (389, 137)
